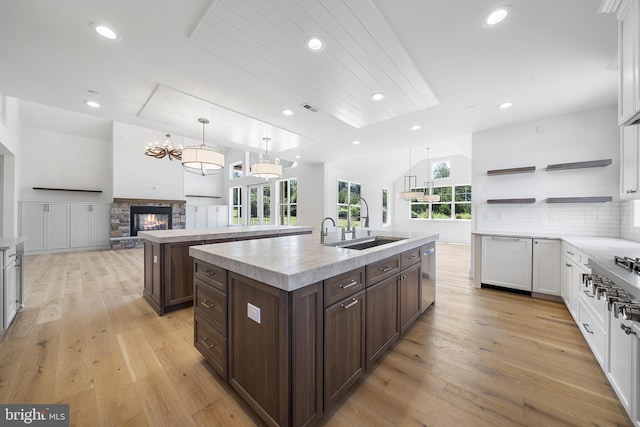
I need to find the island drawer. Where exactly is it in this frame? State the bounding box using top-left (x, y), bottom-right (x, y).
top-left (194, 261), bottom-right (227, 291)
top-left (324, 267), bottom-right (366, 307)
top-left (400, 248), bottom-right (421, 268)
top-left (194, 278), bottom-right (227, 335)
top-left (366, 255), bottom-right (401, 286)
top-left (195, 312), bottom-right (227, 380)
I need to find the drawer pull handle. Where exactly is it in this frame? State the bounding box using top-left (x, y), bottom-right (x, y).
top-left (567, 251), bottom-right (575, 256)
top-left (339, 280), bottom-right (358, 290)
top-left (583, 290), bottom-right (594, 299)
top-left (621, 324), bottom-right (637, 336)
top-left (200, 300), bottom-right (214, 309)
top-left (407, 255), bottom-right (417, 260)
top-left (340, 298), bottom-right (359, 310)
top-left (565, 263), bottom-right (572, 268)
top-left (380, 266), bottom-right (393, 273)
top-left (202, 269), bottom-right (215, 276)
top-left (201, 337), bottom-right (215, 349)
top-left (582, 323), bottom-right (593, 334)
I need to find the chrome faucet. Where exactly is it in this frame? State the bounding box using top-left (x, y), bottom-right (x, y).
top-left (360, 197), bottom-right (370, 228)
top-left (320, 217), bottom-right (336, 244)
top-left (342, 203), bottom-right (356, 240)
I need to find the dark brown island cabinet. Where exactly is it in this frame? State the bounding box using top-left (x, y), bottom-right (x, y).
top-left (143, 229), bottom-right (312, 315)
top-left (192, 244), bottom-right (430, 427)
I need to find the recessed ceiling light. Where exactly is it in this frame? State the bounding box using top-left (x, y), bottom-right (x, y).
top-left (295, 155), bottom-right (301, 159)
top-left (352, 140), bottom-right (361, 145)
top-left (370, 93), bottom-right (384, 101)
top-left (483, 6), bottom-right (512, 27)
top-left (91, 22), bottom-right (119, 40)
top-left (411, 125), bottom-right (421, 131)
top-left (498, 102), bottom-right (512, 109)
top-left (305, 36), bottom-right (325, 52)
top-left (282, 109), bottom-right (293, 116)
top-left (84, 100), bottom-right (100, 108)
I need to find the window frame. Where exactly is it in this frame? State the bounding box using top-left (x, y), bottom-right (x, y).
top-left (230, 186), bottom-right (243, 225)
top-left (278, 178), bottom-right (297, 225)
top-left (337, 180), bottom-right (361, 228)
top-left (410, 184), bottom-right (472, 221)
top-left (382, 188), bottom-right (389, 226)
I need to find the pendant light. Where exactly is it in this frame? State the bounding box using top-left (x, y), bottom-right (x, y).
top-left (181, 118), bottom-right (225, 176)
top-left (144, 133), bottom-right (182, 160)
top-left (251, 137), bottom-right (282, 179)
top-left (399, 148), bottom-right (423, 200)
top-left (417, 147), bottom-right (440, 202)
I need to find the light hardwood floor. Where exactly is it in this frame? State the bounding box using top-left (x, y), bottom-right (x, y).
top-left (0, 243), bottom-right (632, 426)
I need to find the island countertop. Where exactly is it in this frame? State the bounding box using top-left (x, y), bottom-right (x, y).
top-left (189, 230), bottom-right (439, 292)
top-left (138, 225), bottom-right (314, 243)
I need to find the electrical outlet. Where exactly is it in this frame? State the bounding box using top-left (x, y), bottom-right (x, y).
top-left (247, 303), bottom-right (261, 324)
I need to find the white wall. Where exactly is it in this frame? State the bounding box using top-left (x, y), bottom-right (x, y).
top-left (472, 105), bottom-right (620, 236)
top-left (288, 163), bottom-right (323, 228)
top-left (392, 154), bottom-right (472, 243)
top-left (20, 127), bottom-right (112, 203)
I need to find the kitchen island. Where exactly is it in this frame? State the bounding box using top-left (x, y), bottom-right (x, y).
top-left (189, 230), bottom-right (438, 427)
top-left (138, 225), bottom-right (313, 315)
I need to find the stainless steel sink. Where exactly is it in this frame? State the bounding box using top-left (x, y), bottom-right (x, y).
top-left (324, 236), bottom-right (406, 250)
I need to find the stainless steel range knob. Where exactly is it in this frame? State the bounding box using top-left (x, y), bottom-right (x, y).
top-left (621, 305), bottom-right (640, 322)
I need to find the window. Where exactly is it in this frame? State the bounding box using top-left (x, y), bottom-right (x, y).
top-left (432, 160), bottom-right (451, 179)
top-left (411, 185), bottom-right (471, 220)
top-left (230, 162), bottom-right (243, 179)
top-left (382, 188), bottom-right (389, 226)
top-left (278, 178), bottom-right (297, 225)
top-left (249, 184), bottom-right (271, 225)
top-left (231, 186), bottom-right (243, 225)
top-left (337, 180), bottom-right (361, 228)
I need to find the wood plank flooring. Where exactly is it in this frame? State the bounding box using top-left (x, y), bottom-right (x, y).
top-left (0, 243), bottom-right (632, 426)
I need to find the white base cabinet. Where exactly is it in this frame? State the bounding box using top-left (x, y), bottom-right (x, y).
top-left (481, 236), bottom-right (532, 292)
top-left (186, 205), bottom-right (229, 229)
top-left (21, 202), bottom-right (69, 253)
top-left (69, 203), bottom-right (111, 249)
top-left (532, 239), bottom-right (561, 296)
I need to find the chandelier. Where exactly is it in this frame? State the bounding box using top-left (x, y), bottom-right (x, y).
top-left (416, 148), bottom-right (440, 202)
top-left (145, 134), bottom-right (182, 160)
top-left (399, 148), bottom-right (423, 200)
top-left (251, 137), bottom-right (282, 179)
top-left (181, 118), bottom-right (225, 176)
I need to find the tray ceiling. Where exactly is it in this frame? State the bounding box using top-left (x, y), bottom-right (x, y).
top-left (190, 0), bottom-right (439, 129)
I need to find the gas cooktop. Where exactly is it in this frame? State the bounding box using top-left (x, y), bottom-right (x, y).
top-left (614, 256), bottom-right (640, 276)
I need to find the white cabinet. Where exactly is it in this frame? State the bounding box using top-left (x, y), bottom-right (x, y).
top-left (207, 205), bottom-right (228, 228)
top-left (560, 243), bottom-right (591, 321)
top-left (621, 125), bottom-right (640, 198)
top-left (607, 314), bottom-right (640, 425)
top-left (481, 236), bottom-right (532, 292)
top-left (186, 205), bottom-right (207, 229)
top-left (1, 246), bottom-right (18, 331)
top-left (532, 239), bottom-right (561, 296)
top-left (21, 202), bottom-right (69, 253)
top-left (186, 205), bottom-right (228, 229)
top-left (618, 0), bottom-right (640, 125)
top-left (70, 203), bottom-right (110, 248)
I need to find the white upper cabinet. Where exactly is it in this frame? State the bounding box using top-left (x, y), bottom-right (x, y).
top-left (621, 124), bottom-right (640, 198)
top-left (618, 0), bottom-right (640, 125)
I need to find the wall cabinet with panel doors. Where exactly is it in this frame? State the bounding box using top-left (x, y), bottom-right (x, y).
top-left (20, 202), bottom-right (69, 253)
top-left (621, 125), bottom-right (640, 198)
top-left (69, 203), bottom-right (110, 248)
top-left (532, 239), bottom-right (561, 296)
top-left (618, 0), bottom-right (640, 125)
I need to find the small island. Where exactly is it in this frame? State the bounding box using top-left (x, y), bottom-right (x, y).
top-left (189, 230), bottom-right (438, 427)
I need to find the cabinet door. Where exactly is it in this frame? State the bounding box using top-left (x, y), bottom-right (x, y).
top-left (365, 275), bottom-right (398, 368)
top-left (69, 204), bottom-right (91, 248)
top-left (46, 203), bottom-right (69, 250)
top-left (90, 204), bottom-right (111, 246)
top-left (619, 0), bottom-right (638, 124)
top-left (621, 125), bottom-right (640, 198)
top-left (164, 242), bottom-right (198, 306)
top-left (399, 262), bottom-right (421, 334)
top-left (21, 203), bottom-right (46, 252)
top-left (324, 290), bottom-right (365, 409)
top-left (561, 259), bottom-right (574, 314)
top-left (532, 239), bottom-right (561, 296)
top-left (3, 260), bottom-right (16, 330)
top-left (208, 205), bottom-right (229, 228)
top-left (481, 236), bottom-right (532, 291)
top-left (186, 205), bottom-right (207, 229)
top-left (608, 317), bottom-right (634, 413)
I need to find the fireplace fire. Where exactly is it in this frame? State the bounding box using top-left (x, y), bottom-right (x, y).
top-left (130, 206), bottom-right (173, 236)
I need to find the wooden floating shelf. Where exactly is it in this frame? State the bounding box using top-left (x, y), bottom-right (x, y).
top-left (184, 195), bottom-right (222, 198)
top-left (33, 187), bottom-right (102, 193)
top-left (487, 166), bottom-right (536, 176)
top-left (487, 198), bottom-right (536, 204)
top-left (546, 196), bottom-right (613, 203)
top-left (546, 159), bottom-right (612, 171)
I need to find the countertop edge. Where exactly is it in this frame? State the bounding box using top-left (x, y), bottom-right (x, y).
top-left (138, 225), bottom-right (314, 243)
top-left (0, 237), bottom-right (26, 250)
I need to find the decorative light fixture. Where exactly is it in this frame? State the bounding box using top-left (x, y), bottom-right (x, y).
top-left (399, 148), bottom-right (423, 200)
top-left (417, 148), bottom-right (440, 202)
top-left (145, 133), bottom-right (182, 160)
top-left (251, 137), bottom-right (282, 179)
top-left (181, 118), bottom-right (225, 176)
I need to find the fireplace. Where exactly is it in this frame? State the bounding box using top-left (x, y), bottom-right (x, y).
top-left (130, 206), bottom-right (172, 236)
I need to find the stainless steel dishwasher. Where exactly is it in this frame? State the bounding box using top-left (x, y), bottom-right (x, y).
top-left (421, 242), bottom-right (436, 312)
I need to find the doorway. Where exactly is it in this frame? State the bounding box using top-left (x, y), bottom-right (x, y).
top-left (249, 183), bottom-right (271, 225)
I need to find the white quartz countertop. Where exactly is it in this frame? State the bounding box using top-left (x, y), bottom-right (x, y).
top-left (0, 237), bottom-right (26, 250)
top-left (138, 225), bottom-right (314, 243)
top-left (189, 230), bottom-right (439, 292)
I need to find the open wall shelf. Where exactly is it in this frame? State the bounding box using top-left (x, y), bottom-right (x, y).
top-left (546, 196), bottom-right (613, 203)
top-left (487, 166), bottom-right (536, 176)
top-left (487, 198), bottom-right (536, 204)
top-left (33, 187), bottom-right (102, 193)
top-left (546, 159), bottom-right (612, 171)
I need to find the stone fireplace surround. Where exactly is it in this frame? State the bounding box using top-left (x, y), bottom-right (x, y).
top-left (110, 198), bottom-right (185, 249)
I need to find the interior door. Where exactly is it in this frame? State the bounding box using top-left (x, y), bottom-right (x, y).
top-left (249, 184), bottom-right (271, 225)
